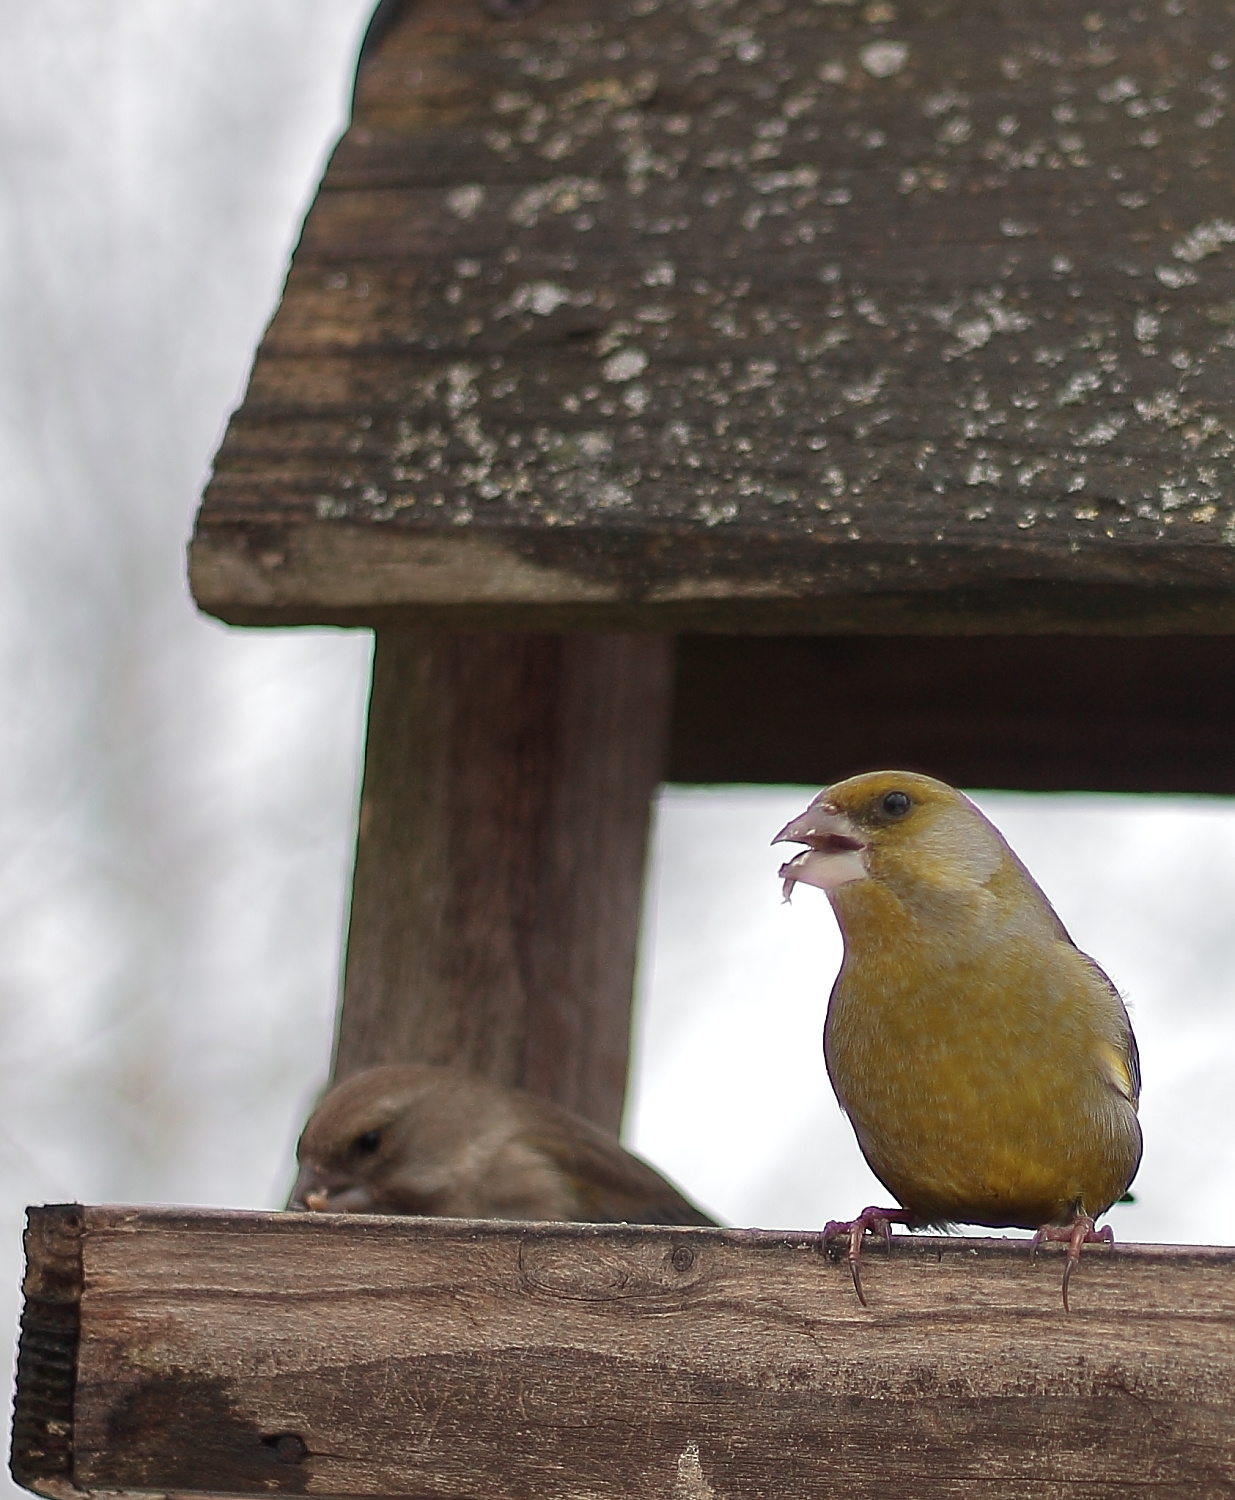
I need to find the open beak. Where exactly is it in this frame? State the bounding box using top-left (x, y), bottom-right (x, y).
top-left (772, 797), bottom-right (868, 899)
top-left (287, 1161), bottom-right (378, 1214)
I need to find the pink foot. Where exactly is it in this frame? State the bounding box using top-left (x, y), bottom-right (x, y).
top-left (822, 1206), bottom-right (916, 1307)
top-left (1031, 1214), bottom-right (1114, 1312)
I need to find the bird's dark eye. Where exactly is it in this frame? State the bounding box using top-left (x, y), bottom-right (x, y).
top-left (880, 791), bottom-right (912, 819)
top-left (353, 1129), bottom-right (382, 1155)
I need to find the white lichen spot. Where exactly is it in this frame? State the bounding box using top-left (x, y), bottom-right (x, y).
top-left (1155, 264), bottom-right (1197, 288)
top-left (818, 60), bottom-right (848, 85)
top-left (446, 184), bottom-right (485, 219)
top-left (314, 495), bottom-right (350, 519)
top-left (643, 261), bottom-right (676, 286)
top-left (510, 177), bottom-right (605, 228)
top-left (1057, 370), bottom-right (1102, 405)
top-left (527, 282), bottom-right (573, 316)
top-left (999, 218), bottom-right (1033, 237)
top-left (1067, 474), bottom-right (1087, 492)
top-left (860, 40), bottom-right (910, 77)
top-left (1074, 505), bottom-right (1100, 520)
top-left (1097, 76), bottom-right (1139, 103)
top-left (697, 501), bottom-right (740, 525)
top-left (923, 87), bottom-right (968, 118)
top-left (937, 116), bottom-right (973, 145)
top-left (623, 384), bottom-right (649, 414)
top-left (966, 461), bottom-right (1001, 485)
top-left (1052, 255), bottom-right (1074, 275)
top-left (947, 318), bottom-right (992, 355)
top-left (1192, 504), bottom-right (1218, 523)
top-left (1079, 416), bottom-right (1127, 445)
top-left (754, 167), bottom-right (821, 194)
top-left (603, 348), bottom-right (649, 382)
top-left (444, 364), bottom-right (481, 417)
top-left (1136, 391), bottom-right (1180, 423)
top-left (842, 369), bottom-right (886, 404)
top-left (1173, 218), bottom-right (1235, 263)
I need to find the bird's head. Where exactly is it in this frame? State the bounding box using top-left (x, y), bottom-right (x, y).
top-left (289, 1064), bottom-right (472, 1215)
top-left (773, 770), bottom-right (1039, 924)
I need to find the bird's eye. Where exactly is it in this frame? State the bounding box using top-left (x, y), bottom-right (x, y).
top-left (353, 1129), bottom-right (382, 1154)
top-left (880, 791), bottom-right (912, 819)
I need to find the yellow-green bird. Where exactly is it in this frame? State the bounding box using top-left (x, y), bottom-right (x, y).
top-left (774, 770), bottom-right (1141, 1310)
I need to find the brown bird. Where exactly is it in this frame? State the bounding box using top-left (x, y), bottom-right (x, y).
top-left (774, 770), bottom-right (1142, 1310)
top-left (289, 1063), bottom-right (716, 1226)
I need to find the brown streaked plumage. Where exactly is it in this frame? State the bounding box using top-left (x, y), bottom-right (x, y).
top-left (288, 1063), bottom-right (716, 1227)
top-left (775, 770), bottom-right (1142, 1310)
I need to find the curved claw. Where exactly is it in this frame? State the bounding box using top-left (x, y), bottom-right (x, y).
top-left (821, 1206), bottom-right (915, 1307)
top-left (1032, 1215), bottom-right (1115, 1312)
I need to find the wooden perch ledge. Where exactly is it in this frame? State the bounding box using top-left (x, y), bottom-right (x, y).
top-left (11, 1206), bottom-right (1235, 1499)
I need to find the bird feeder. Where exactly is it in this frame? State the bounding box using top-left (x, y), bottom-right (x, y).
top-left (189, 0), bottom-right (1235, 1127)
top-left (12, 0), bottom-right (1235, 1495)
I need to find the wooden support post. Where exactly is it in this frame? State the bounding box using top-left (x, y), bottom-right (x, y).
top-left (334, 631), bottom-right (673, 1134)
top-left (12, 1207), bottom-right (1235, 1500)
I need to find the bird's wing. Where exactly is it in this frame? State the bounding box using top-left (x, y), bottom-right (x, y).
top-left (1082, 955), bottom-right (1141, 1107)
top-left (521, 1113), bottom-right (717, 1226)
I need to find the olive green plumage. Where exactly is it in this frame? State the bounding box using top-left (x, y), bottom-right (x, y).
top-left (778, 771), bottom-right (1142, 1234)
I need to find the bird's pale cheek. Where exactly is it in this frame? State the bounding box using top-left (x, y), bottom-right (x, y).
top-left (779, 847), bottom-right (868, 899)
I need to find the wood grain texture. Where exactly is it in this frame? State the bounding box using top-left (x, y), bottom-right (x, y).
top-left (190, 0), bottom-right (1235, 628)
top-left (9, 1207), bottom-right (84, 1496)
top-left (668, 633), bottom-right (1235, 791)
top-left (333, 630), bottom-right (671, 1133)
top-left (14, 1206), bottom-right (1235, 1500)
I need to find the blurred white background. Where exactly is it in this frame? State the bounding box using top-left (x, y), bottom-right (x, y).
top-left (1, 5), bottom-right (1234, 1491)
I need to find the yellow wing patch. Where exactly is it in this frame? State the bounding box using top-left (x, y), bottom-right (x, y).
top-left (1098, 1040), bottom-right (1138, 1106)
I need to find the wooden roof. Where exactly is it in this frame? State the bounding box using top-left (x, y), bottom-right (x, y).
top-left (191, 0), bottom-right (1235, 629)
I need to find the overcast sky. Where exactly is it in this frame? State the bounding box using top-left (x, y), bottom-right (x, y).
top-left (1, 9), bottom-right (1234, 1492)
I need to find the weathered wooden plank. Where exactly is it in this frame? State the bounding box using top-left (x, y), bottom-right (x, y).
top-left (190, 0), bottom-right (1235, 628)
top-left (334, 629), bottom-right (671, 1133)
top-left (11, 1206), bottom-right (1235, 1500)
top-left (9, 1208), bottom-right (84, 1497)
top-left (668, 633), bottom-right (1235, 791)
